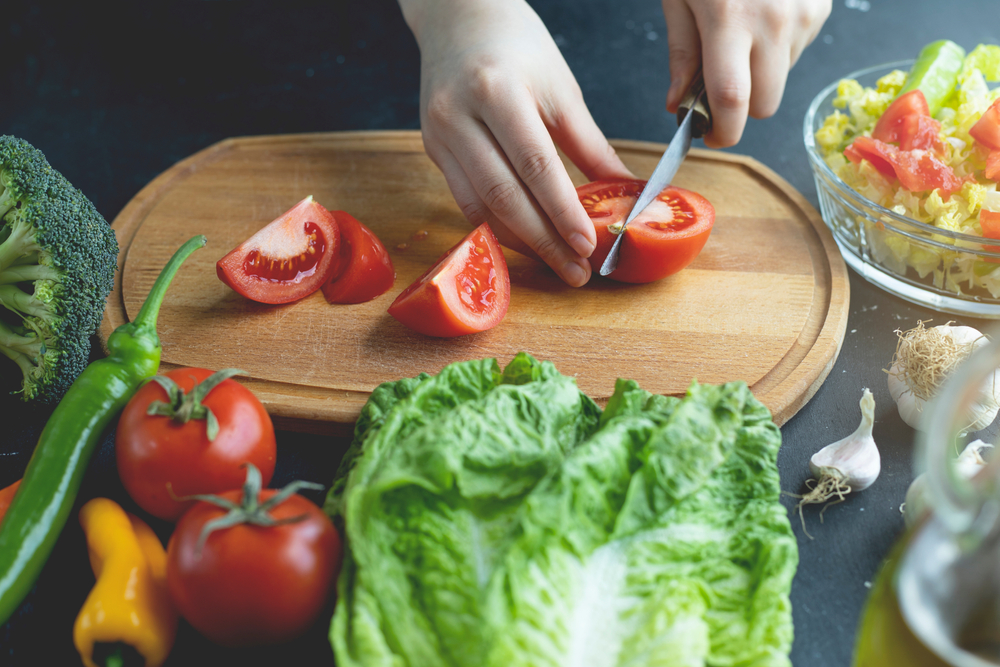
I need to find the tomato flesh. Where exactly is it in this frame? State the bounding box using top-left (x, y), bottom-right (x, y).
top-left (845, 136), bottom-right (963, 196)
top-left (971, 100), bottom-right (1000, 151)
top-left (872, 90), bottom-right (937, 151)
top-left (980, 209), bottom-right (1000, 258)
top-left (987, 150), bottom-right (1000, 181)
top-left (387, 222), bottom-right (510, 337)
top-left (578, 178), bottom-right (715, 284)
top-left (217, 196), bottom-right (340, 304)
top-left (243, 221), bottom-right (325, 281)
top-left (321, 211), bottom-right (395, 304)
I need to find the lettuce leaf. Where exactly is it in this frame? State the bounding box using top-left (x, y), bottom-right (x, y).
top-left (328, 354), bottom-right (797, 667)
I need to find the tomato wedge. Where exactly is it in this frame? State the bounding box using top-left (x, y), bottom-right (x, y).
top-left (980, 209), bottom-right (1000, 257)
top-left (578, 179), bottom-right (715, 283)
top-left (217, 196), bottom-right (341, 304)
top-left (845, 137), bottom-right (963, 196)
top-left (387, 223), bottom-right (510, 337)
top-left (987, 150), bottom-right (1000, 181)
top-left (872, 90), bottom-right (944, 152)
top-left (321, 211), bottom-right (395, 304)
top-left (971, 99), bottom-right (1000, 151)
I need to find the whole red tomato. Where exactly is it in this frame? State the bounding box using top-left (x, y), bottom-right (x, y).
top-left (116, 367), bottom-right (276, 521)
top-left (166, 477), bottom-right (341, 647)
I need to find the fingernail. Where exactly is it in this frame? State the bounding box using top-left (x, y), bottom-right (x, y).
top-left (562, 258), bottom-right (589, 287)
top-left (568, 233), bottom-right (595, 258)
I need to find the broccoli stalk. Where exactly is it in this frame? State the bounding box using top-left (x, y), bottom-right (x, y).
top-left (0, 136), bottom-right (118, 403)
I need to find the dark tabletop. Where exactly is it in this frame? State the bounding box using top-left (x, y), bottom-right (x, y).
top-left (2, 1), bottom-right (999, 665)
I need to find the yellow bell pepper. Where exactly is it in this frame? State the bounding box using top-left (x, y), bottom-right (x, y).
top-left (74, 498), bottom-right (177, 667)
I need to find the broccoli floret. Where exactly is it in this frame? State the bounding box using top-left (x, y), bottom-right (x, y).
top-left (0, 135), bottom-right (118, 403)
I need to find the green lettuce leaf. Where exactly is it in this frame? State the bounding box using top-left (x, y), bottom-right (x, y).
top-left (328, 356), bottom-right (797, 667)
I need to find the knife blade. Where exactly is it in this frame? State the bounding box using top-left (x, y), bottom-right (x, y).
top-left (599, 72), bottom-right (712, 277)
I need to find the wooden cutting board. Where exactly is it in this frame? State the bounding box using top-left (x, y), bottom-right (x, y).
top-left (99, 130), bottom-right (849, 435)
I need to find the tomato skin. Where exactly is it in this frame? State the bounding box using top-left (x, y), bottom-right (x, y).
top-left (980, 209), bottom-right (1000, 258)
top-left (217, 196), bottom-right (341, 304)
top-left (872, 90), bottom-right (945, 152)
top-left (578, 179), bottom-right (715, 284)
top-left (845, 136), bottom-right (963, 196)
top-left (387, 222), bottom-right (510, 337)
top-left (166, 489), bottom-right (341, 647)
top-left (115, 368), bottom-right (277, 521)
top-left (321, 211), bottom-right (395, 304)
top-left (970, 99), bottom-right (1000, 151)
top-left (874, 90), bottom-right (930, 137)
top-left (987, 150), bottom-right (1000, 181)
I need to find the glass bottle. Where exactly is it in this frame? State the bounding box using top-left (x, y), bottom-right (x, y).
top-left (853, 326), bottom-right (1000, 667)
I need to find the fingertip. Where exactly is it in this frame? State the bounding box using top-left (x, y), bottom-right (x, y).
top-left (568, 231), bottom-right (595, 258)
top-left (561, 257), bottom-right (591, 287)
top-left (701, 126), bottom-right (743, 149)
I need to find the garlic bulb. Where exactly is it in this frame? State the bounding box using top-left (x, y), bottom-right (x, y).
top-left (886, 322), bottom-right (999, 431)
top-left (903, 439), bottom-right (993, 528)
top-left (795, 388), bottom-right (880, 538)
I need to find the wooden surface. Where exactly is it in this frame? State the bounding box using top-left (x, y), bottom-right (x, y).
top-left (99, 130), bottom-right (850, 435)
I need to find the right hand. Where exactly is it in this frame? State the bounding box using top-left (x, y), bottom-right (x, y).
top-left (662, 0), bottom-right (831, 148)
top-left (398, 0), bottom-right (634, 286)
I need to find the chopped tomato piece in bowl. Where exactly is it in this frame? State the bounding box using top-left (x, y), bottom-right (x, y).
top-left (805, 49), bottom-right (1000, 316)
top-left (578, 178), bottom-right (715, 284)
top-left (388, 222), bottom-right (510, 337)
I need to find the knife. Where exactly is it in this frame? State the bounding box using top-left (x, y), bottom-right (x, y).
top-left (599, 72), bottom-right (712, 276)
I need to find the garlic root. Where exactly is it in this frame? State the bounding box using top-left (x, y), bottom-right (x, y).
top-left (886, 321), bottom-right (997, 431)
top-left (794, 388), bottom-right (880, 539)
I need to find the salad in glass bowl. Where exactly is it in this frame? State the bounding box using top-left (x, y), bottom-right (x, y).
top-left (804, 40), bottom-right (1000, 316)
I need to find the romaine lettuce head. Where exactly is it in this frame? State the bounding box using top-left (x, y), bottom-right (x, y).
top-left (327, 354), bottom-right (797, 667)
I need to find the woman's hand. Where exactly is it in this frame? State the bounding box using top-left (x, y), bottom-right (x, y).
top-left (399, 0), bottom-right (633, 286)
top-left (663, 0), bottom-right (832, 148)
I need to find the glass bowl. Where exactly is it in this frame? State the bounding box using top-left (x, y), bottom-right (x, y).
top-left (804, 61), bottom-right (1000, 317)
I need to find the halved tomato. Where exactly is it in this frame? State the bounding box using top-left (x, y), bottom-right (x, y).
top-left (387, 222), bottom-right (510, 337)
top-left (321, 211), bottom-right (395, 304)
top-left (217, 196), bottom-right (341, 304)
top-left (578, 179), bottom-right (715, 284)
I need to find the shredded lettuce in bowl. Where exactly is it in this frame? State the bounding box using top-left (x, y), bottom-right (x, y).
top-left (816, 44), bottom-right (1000, 297)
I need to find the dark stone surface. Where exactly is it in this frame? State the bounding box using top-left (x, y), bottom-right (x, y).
top-left (1, 1), bottom-right (998, 664)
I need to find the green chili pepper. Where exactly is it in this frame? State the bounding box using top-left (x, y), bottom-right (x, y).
top-left (900, 39), bottom-right (966, 117)
top-left (0, 235), bottom-right (206, 624)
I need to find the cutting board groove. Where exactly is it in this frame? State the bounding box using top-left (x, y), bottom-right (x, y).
top-left (100, 130), bottom-right (849, 435)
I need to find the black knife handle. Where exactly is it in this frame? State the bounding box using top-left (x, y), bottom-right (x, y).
top-left (677, 70), bottom-right (712, 139)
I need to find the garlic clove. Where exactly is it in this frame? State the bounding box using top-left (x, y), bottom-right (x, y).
top-left (903, 440), bottom-right (993, 528)
top-left (809, 388), bottom-right (881, 492)
top-left (887, 363), bottom-right (922, 429)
